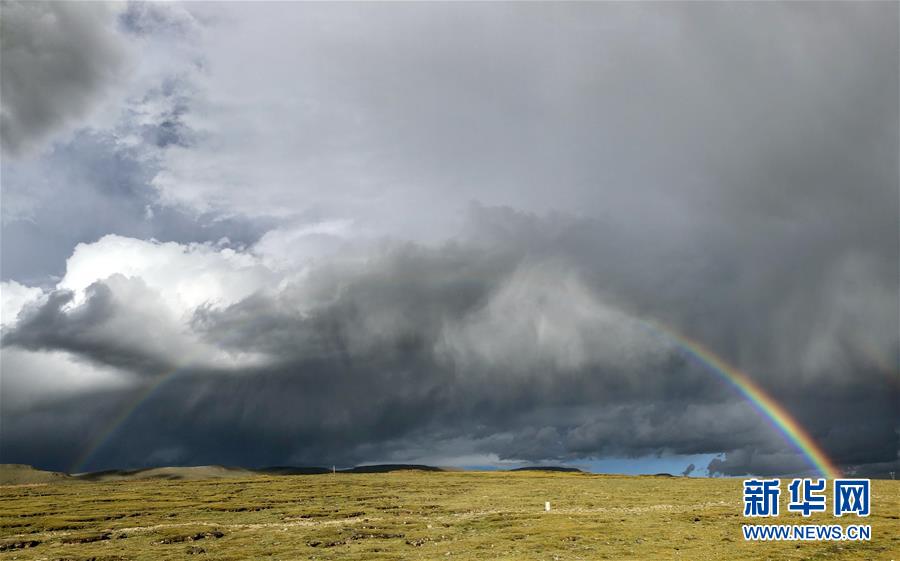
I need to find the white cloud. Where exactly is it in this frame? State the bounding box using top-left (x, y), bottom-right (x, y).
top-left (1, 280), bottom-right (44, 328)
top-left (59, 234), bottom-right (278, 316)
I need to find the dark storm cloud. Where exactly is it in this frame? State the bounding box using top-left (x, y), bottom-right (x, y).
top-left (2, 207), bottom-right (896, 475)
top-left (0, 2), bottom-right (897, 477)
top-left (0, 1), bottom-right (129, 155)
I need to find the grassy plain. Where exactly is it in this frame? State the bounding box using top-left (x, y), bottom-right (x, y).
top-left (1, 470), bottom-right (897, 560)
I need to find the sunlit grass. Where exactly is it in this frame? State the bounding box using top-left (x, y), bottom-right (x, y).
top-left (1, 472), bottom-right (897, 560)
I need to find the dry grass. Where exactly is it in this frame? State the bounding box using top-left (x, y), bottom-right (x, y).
top-left (0, 471), bottom-right (897, 560)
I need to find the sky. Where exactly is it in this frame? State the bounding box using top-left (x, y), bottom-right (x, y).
top-left (0, 1), bottom-right (897, 477)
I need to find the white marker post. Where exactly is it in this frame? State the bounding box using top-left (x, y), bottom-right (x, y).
top-left (545, 501), bottom-right (551, 512)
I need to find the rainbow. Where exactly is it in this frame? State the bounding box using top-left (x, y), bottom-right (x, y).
top-left (69, 366), bottom-right (188, 474)
top-left (648, 322), bottom-right (841, 479)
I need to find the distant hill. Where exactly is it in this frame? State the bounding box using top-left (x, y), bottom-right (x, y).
top-left (258, 466), bottom-right (333, 475)
top-left (0, 464), bottom-right (71, 485)
top-left (74, 465), bottom-right (257, 482)
top-left (342, 464), bottom-right (445, 473)
top-left (511, 466), bottom-right (583, 473)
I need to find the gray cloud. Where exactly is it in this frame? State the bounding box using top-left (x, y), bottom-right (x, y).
top-left (0, 1), bottom-right (130, 156)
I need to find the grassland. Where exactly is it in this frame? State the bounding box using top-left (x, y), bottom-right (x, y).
top-left (1, 470), bottom-right (897, 560)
